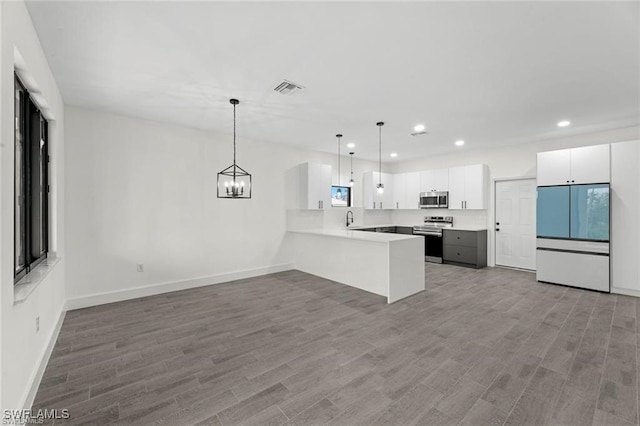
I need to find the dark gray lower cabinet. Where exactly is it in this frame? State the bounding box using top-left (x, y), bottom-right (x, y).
top-left (443, 229), bottom-right (487, 268)
top-left (395, 226), bottom-right (414, 235)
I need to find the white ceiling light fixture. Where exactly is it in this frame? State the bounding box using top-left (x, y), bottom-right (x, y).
top-left (273, 79), bottom-right (304, 95)
top-left (217, 99), bottom-right (252, 199)
top-left (410, 123), bottom-right (429, 137)
top-left (557, 120), bottom-right (571, 127)
top-left (376, 122), bottom-right (385, 194)
top-left (455, 140), bottom-right (465, 146)
top-left (390, 152), bottom-right (398, 158)
top-left (347, 142), bottom-right (355, 149)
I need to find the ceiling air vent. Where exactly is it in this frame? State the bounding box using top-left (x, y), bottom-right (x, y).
top-left (274, 80), bottom-right (303, 95)
top-left (410, 130), bottom-right (430, 137)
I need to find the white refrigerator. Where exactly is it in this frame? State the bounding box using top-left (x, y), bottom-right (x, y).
top-left (536, 184), bottom-right (610, 292)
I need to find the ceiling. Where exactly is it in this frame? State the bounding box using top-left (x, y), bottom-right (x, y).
top-left (26, 1), bottom-right (639, 162)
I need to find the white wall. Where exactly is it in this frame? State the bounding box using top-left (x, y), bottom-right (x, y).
top-left (0, 0), bottom-right (4, 409)
top-left (611, 140), bottom-right (640, 296)
top-left (0, 0), bottom-right (66, 411)
top-left (64, 106), bottom-right (389, 308)
top-left (390, 126), bottom-right (640, 266)
top-left (64, 108), bottom-right (640, 309)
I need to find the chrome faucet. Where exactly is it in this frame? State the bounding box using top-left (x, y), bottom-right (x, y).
top-left (346, 210), bottom-right (354, 227)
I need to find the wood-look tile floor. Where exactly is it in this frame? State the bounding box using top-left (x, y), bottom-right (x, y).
top-left (33, 264), bottom-right (639, 425)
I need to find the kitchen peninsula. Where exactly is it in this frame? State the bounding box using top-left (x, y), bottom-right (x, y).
top-left (290, 229), bottom-right (425, 303)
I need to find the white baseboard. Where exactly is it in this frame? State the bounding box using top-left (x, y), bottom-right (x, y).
top-left (22, 307), bottom-right (66, 410)
top-left (65, 263), bottom-right (295, 310)
top-left (611, 286), bottom-right (640, 298)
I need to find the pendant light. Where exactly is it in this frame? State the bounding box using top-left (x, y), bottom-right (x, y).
top-left (349, 152), bottom-right (355, 187)
top-left (336, 134), bottom-right (343, 198)
top-left (376, 122), bottom-right (384, 194)
top-left (217, 99), bottom-right (252, 199)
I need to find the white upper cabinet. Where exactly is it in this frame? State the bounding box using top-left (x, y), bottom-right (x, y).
top-left (420, 169), bottom-right (449, 192)
top-left (360, 165), bottom-right (489, 210)
top-left (448, 164), bottom-right (489, 210)
top-left (393, 173), bottom-right (406, 209)
top-left (364, 171), bottom-right (394, 209)
top-left (537, 149), bottom-right (571, 186)
top-left (464, 164), bottom-right (488, 209)
top-left (298, 163), bottom-right (331, 209)
top-left (537, 145), bottom-right (610, 186)
top-left (448, 167), bottom-right (466, 210)
top-left (405, 172), bottom-right (421, 209)
top-left (570, 145), bottom-right (610, 184)
top-left (393, 172), bottom-right (421, 209)
top-left (420, 170), bottom-right (434, 193)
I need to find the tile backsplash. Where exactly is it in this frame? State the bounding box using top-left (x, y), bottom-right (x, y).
top-left (286, 207), bottom-right (393, 231)
top-left (286, 207), bottom-right (486, 231)
top-left (391, 209), bottom-right (488, 228)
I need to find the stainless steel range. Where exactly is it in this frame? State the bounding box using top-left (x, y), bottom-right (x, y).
top-left (413, 216), bottom-right (453, 263)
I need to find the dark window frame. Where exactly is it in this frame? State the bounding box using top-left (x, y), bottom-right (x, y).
top-left (14, 73), bottom-right (49, 283)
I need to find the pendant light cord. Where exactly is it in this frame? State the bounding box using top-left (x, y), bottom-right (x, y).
top-left (233, 101), bottom-right (237, 168)
top-left (336, 134), bottom-right (343, 186)
top-left (377, 122), bottom-right (384, 186)
top-left (350, 153), bottom-right (353, 180)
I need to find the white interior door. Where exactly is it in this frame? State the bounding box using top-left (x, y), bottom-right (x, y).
top-left (495, 179), bottom-right (537, 270)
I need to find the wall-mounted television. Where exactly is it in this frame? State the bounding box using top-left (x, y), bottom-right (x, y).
top-left (331, 185), bottom-right (351, 207)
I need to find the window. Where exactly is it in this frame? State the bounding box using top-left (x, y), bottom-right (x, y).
top-left (15, 74), bottom-right (49, 283)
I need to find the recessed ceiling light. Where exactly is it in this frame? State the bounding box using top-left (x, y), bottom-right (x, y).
top-left (557, 120), bottom-right (571, 127)
top-left (390, 152), bottom-right (398, 158)
top-left (414, 124), bottom-right (425, 132)
top-left (347, 142), bottom-right (355, 148)
top-left (455, 140), bottom-right (465, 146)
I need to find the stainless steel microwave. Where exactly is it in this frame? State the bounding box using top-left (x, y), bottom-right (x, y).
top-left (419, 191), bottom-right (448, 209)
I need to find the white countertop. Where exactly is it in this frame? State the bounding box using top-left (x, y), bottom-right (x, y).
top-left (346, 224), bottom-right (488, 232)
top-left (344, 224), bottom-right (410, 230)
top-left (291, 228), bottom-right (421, 243)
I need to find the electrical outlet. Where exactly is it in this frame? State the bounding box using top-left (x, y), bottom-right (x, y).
top-left (36, 316), bottom-right (40, 333)
top-left (137, 264), bottom-right (144, 272)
